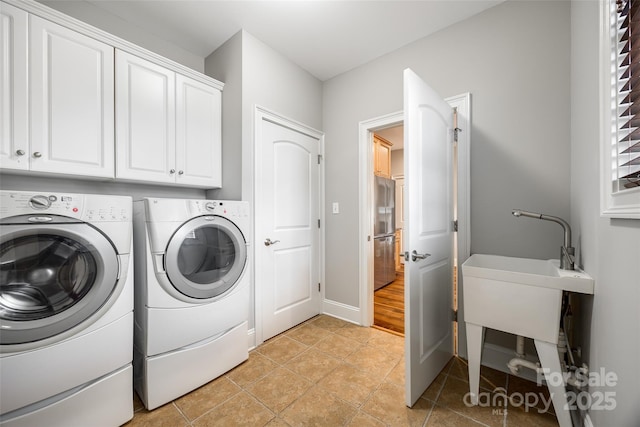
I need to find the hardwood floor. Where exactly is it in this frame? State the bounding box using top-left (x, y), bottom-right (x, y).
top-left (373, 266), bottom-right (457, 337)
top-left (373, 271), bottom-right (405, 335)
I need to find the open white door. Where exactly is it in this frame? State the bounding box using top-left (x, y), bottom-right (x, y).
top-left (403, 69), bottom-right (454, 406)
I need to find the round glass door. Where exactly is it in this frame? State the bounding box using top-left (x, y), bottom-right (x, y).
top-left (0, 218), bottom-right (119, 345)
top-left (165, 216), bottom-right (247, 299)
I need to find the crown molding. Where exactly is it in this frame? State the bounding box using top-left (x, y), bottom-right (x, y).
top-left (3, 0), bottom-right (224, 91)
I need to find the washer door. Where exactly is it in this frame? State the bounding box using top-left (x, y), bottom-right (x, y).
top-left (0, 217), bottom-right (119, 345)
top-left (165, 215), bottom-right (247, 299)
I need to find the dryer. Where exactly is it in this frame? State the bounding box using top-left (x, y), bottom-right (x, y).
top-left (133, 198), bottom-right (250, 410)
top-left (0, 190), bottom-right (133, 427)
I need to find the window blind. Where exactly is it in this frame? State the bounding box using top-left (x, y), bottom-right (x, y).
top-left (617, 0), bottom-right (640, 189)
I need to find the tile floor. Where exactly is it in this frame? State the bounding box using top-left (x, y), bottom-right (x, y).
top-left (124, 315), bottom-right (559, 426)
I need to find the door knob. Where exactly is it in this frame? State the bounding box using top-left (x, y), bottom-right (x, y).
top-left (16, 149), bottom-right (25, 156)
top-left (411, 250), bottom-right (431, 261)
top-left (33, 152), bottom-right (42, 158)
top-left (264, 238), bottom-right (280, 246)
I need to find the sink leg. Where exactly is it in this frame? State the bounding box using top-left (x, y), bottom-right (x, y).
top-left (534, 339), bottom-right (573, 427)
top-left (465, 322), bottom-right (485, 405)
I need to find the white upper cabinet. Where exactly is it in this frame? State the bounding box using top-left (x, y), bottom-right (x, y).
top-left (1, 3), bottom-right (29, 171)
top-left (0, 11), bottom-right (115, 178)
top-left (1, 1), bottom-right (222, 187)
top-left (116, 50), bottom-right (221, 188)
top-left (176, 75), bottom-right (222, 188)
top-left (30, 16), bottom-right (115, 178)
top-left (116, 50), bottom-right (176, 184)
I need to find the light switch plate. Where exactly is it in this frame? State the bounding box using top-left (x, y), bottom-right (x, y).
top-left (332, 202), bottom-right (339, 214)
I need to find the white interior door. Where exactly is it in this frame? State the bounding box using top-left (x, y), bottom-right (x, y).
top-left (404, 69), bottom-right (454, 406)
top-left (256, 112), bottom-right (322, 342)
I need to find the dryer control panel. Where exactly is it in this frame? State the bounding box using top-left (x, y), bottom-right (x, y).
top-left (191, 200), bottom-right (248, 219)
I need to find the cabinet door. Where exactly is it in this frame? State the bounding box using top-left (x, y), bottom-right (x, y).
top-left (116, 50), bottom-right (175, 183)
top-left (374, 137), bottom-right (391, 178)
top-left (0, 4), bottom-right (28, 170)
top-left (175, 75), bottom-right (221, 188)
top-left (30, 15), bottom-right (114, 178)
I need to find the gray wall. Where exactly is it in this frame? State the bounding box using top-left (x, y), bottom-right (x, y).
top-left (205, 30), bottom-right (323, 202)
top-left (571, 1), bottom-right (640, 425)
top-left (323, 0), bottom-right (571, 307)
top-left (390, 149), bottom-right (404, 177)
top-left (204, 30), bottom-right (323, 336)
top-left (241, 31), bottom-right (323, 203)
top-left (0, 174), bottom-right (205, 200)
top-left (38, 0), bottom-right (204, 72)
top-left (205, 32), bottom-right (243, 200)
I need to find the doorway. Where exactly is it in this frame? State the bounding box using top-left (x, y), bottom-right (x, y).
top-left (254, 107), bottom-right (324, 345)
top-left (371, 125), bottom-right (405, 335)
top-left (358, 94), bottom-right (470, 354)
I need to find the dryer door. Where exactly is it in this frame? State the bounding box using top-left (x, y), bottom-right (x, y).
top-left (165, 215), bottom-right (247, 299)
top-left (0, 216), bottom-right (119, 345)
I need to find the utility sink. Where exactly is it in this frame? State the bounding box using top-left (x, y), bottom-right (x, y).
top-left (462, 253), bottom-right (594, 427)
top-left (462, 254), bottom-right (594, 344)
top-left (463, 254), bottom-right (595, 427)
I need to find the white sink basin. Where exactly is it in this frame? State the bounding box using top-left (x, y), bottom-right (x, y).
top-left (463, 254), bottom-right (594, 294)
top-left (462, 254), bottom-right (594, 343)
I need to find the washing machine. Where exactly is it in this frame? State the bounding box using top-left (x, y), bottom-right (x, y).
top-left (0, 190), bottom-right (133, 427)
top-left (133, 198), bottom-right (250, 409)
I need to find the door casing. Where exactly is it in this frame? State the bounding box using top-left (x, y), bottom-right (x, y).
top-left (357, 94), bottom-right (471, 354)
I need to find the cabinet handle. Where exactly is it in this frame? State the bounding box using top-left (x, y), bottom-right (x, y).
top-left (178, 170), bottom-right (184, 175)
top-left (16, 150), bottom-right (25, 156)
top-left (169, 169), bottom-right (176, 174)
top-left (33, 152), bottom-right (42, 158)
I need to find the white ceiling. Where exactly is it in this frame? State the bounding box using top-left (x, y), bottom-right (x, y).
top-left (67, 0), bottom-right (503, 81)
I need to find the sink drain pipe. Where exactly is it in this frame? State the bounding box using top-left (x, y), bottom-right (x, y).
top-left (515, 335), bottom-right (526, 358)
top-left (507, 356), bottom-right (544, 375)
top-left (507, 331), bottom-right (582, 380)
top-left (508, 335), bottom-right (544, 375)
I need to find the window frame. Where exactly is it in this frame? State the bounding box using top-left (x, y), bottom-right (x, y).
top-left (600, 0), bottom-right (640, 218)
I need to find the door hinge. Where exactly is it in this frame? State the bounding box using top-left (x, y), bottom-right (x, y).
top-left (452, 309), bottom-right (458, 322)
top-left (453, 219), bottom-right (458, 232)
top-left (318, 154), bottom-right (322, 164)
top-left (453, 127), bottom-right (461, 143)
top-left (318, 283), bottom-right (321, 292)
top-left (318, 219), bottom-right (321, 228)
top-left (453, 107), bottom-right (460, 143)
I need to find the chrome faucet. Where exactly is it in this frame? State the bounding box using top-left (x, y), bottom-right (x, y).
top-left (512, 209), bottom-right (575, 270)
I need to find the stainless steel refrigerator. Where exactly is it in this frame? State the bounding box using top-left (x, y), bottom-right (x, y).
top-left (373, 176), bottom-right (396, 290)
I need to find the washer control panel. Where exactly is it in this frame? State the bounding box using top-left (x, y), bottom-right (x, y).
top-left (28, 195), bottom-right (52, 210)
top-left (0, 191), bottom-right (131, 222)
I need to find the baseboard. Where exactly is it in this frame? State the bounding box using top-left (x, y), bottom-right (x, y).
top-left (247, 327), bottom-right (256, 351)
top-left (322, 299), bottom-right (360, 325)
